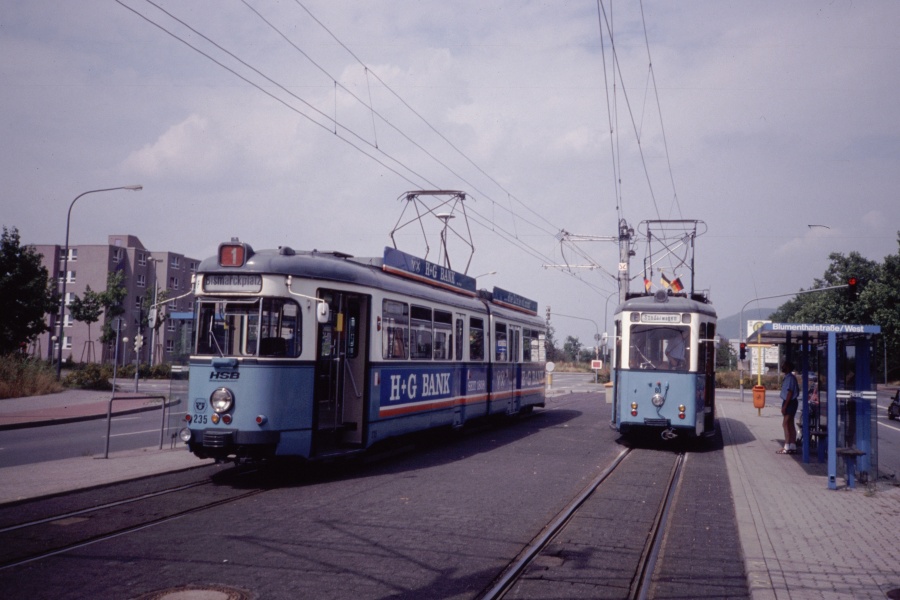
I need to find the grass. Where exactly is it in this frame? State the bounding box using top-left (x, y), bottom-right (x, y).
top-left (0, 355), bottom-right (64, 399)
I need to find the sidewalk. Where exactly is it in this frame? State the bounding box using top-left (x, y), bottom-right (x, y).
top-left (718, 393), bottom-right (900, 599)
top-left (0, 386), bottom-right (208, 504)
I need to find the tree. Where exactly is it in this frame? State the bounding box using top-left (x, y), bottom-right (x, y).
top-left (543, 324), bottom-right (564, 362)
top-left (99, 270), bottom-right (128, 345)
top-left (0, 227), bottom-right (58, 355)
top-left (69, 285), bottom-right (104, 361)
top-left (717, 339), bottom-right (737, 370)
top-left (771, 240), bottom-right (900, 380)
top-left (862, 234), bottom-right (900, 380)
top-left (563, 335), bottom-right (582, 362)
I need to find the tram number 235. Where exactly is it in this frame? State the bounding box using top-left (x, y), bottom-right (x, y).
top-left (192, 414), bottom-right (208, 424)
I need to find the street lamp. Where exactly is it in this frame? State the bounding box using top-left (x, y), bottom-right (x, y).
top-left (56, 185), bottom-right (143, 379)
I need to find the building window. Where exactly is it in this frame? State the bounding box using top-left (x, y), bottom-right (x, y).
top-left (135, 295), bottom-right (142, 309)
top-left (63, 314), bottom-right (73, 328)
top-left (171, 256), bottom-right (181, 268)
top-left (63, 336), bottom-right (72, 349)
top-left (68, 248), bottom-right (77, 261)
top-left (138, 253), bottom-right (146, 266)
top-left (64, 271), bottom-right (76, 283)
top-left (168, 320), bottom-right (176, 332)
top-left (113, 249), bottom-right (122, 263)
top-left (170, 277), bottom-right (180, 290)
top-left (137, 274), bottom-right (146, 288)
top-left (165, 340), bottom-right (175, 353)
top-left (65, 292), bottom-right (75, 306)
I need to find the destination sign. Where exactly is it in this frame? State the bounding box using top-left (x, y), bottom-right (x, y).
top-left (641, 313), bottom-right (682, 324)
top-left (382, 247), bottom-right (476, 295)
top-left (203, 274), bottom-right (263, 293)
top-left (491, 286), bottom-right (538, 315)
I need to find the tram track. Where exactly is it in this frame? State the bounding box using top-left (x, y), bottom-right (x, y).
top-left (0, 466), bottom-right (265, 570)
top-left (481, 447), bottom-right (688, 600)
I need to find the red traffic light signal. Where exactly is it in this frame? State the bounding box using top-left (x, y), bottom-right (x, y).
top-left (739, 342), bottom-right (747, 360)
top-left (847, 277), bottom-right (859, 302)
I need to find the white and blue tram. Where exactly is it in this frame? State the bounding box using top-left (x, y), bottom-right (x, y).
top-left (611, 290), bottom-right (717, 440)
top-left (179, 241), bottom-right (546, 462)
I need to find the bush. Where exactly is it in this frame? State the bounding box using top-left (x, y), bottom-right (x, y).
top-left (63, 362), bottom-right (114, 390)
top-left (117, 362), bottom-right (172, 380)
top-left (0, 355), bottom-right (64, 399)
top-left (716, 370), bottom-right (783, 390)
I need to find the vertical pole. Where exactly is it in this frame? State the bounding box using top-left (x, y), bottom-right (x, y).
top-left (105, 319), bottom-right (122, 459)
top-left (827, 331), bottom-right (837, 490)
top-left (801, 332), bottom-right (810, 464)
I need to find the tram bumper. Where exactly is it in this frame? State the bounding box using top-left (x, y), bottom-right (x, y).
top-left (182, 428), bottom-right (280, 460)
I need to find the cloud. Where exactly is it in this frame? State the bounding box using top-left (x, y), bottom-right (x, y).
top-left (122, 114), bottom-right (224, 180)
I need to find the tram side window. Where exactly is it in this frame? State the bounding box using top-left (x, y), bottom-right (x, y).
top-left (455, 317), bottom-right (464, 361)
top-left (495, 322), bottom-right (508, 362)
top-left (433, 310), bottom-right (452, 361)
top-left (696, 322), bottom-right (707, 373)
top-left (382, 299), bottom-right (409, 360)
top-left (258, 298), bottom-right (301, 357)
top-left (469, 317), bottom-right (485, 361)
top-left (615, 320), bottom-right (622, 369)
top-left (410, 305), bottom-right (433, 360)
top-left (523, 329), bottom-right (544, 362)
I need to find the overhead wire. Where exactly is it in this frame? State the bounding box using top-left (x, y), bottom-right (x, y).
top-left (120, 0), bottom-right (618, 296)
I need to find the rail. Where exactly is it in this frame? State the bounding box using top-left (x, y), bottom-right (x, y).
top-left (103, 394), bottom-right (175, 459)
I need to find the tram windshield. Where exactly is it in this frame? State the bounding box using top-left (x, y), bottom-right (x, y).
top-left (196, 297), bottom-right (301, 357)
top-left (629, 325), bottom-right (690, 371)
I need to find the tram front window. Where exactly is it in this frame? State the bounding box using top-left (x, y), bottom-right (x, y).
top-left (196, 298), bottom-right (301, 357)
top-left (629, 325), bottom-right (690, 371)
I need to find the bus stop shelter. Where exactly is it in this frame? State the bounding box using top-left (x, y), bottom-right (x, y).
top-left (744, 322), bottom-right (882, 490)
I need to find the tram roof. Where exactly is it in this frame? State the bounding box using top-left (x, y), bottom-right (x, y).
top-left (198, 247), bottom-right (544, 325)
top-left (615, 291), bottom-right (717, 318)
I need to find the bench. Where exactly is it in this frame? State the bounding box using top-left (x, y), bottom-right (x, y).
top-left (836, 447), bottom-right (866, 488)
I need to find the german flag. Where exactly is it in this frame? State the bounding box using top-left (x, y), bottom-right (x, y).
top-left (670, 277), bottom-right (684, 293)
top-left (661, 273), bottom-right (671, 289)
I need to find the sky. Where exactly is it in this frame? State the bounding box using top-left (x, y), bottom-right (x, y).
top-left (3, 1), bottom-right (899, 347)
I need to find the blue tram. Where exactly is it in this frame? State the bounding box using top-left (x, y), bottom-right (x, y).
top-left (179, 241), bottom-right (546, 462)
top-left (610, 290), bottom-right (717, 440)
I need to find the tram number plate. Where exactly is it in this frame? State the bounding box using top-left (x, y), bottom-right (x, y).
top-left (192, 414), bottom-right (208, 425)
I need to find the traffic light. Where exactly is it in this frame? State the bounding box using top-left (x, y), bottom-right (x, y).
top-left (847, 277), bottom-right (859, 302)
top-left (739, 342), bottom-right (747, 360)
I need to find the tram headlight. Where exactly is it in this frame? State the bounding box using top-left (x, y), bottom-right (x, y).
top-left (210, 387), bottom-right (234, 413)
top-left (651, 393), bottom-right (665, 407)
top-left (179, 427), bottom-right (192, 442)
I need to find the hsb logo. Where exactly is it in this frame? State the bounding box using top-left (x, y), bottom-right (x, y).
top-left (209, 371), bottom-right (240, 380)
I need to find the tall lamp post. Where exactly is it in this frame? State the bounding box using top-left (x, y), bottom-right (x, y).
top-left (56, 185), bottom-right (143, 379)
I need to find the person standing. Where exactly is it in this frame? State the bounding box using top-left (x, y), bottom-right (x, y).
top-left (777, 360), bottom-right (800, 454)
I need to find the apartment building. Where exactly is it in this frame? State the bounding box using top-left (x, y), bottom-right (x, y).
top-left (32, 234), bottom-right (199, 366)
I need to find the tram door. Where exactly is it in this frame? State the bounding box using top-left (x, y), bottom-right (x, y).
top-left (314, 290), bottom-right (368, 448)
